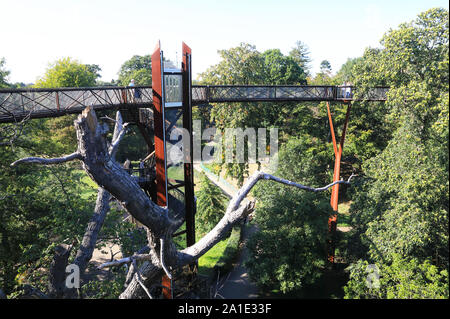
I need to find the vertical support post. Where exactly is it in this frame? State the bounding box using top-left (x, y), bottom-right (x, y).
top-left (182, 42), bottom-right (196, 249)
top-left (121, 89), bottom-right (128, 104)
top-left (152, 42), bottom-right (167, 207)
top-left (55, 92), bottom-right (60, 112)
top-left (152, 42), bottom-right (172, 299)
top-left (161, 274), bottom-right (172, 299)
top-left (326, 101), bottom-right (351, 264)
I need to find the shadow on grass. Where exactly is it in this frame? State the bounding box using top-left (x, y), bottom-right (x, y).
top-left (260, 263), bottom-right (350, 299)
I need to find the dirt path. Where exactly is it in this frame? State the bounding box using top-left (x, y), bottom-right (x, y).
top-left (214, 223), bottom-right (259, 299)
top-left (194, 163), bottom-right (260, 299)
top-left (82, 243), bottom-right (123, 282)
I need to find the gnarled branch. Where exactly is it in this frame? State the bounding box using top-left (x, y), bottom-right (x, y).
top-left (10, 152), bottom-right (82, 167)
top-left (11, 106), bottom-right (357, 299)
top-left (98, 254), bottom-right (152, 269)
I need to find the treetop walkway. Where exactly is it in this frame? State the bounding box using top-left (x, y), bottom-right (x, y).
top-left (0, 85), bottom-right (388, 123)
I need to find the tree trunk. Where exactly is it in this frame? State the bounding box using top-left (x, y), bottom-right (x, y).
top-left (73, 187), bottom-right (110, 274)
top-left (13, 106), bottom-right (353, 299)
top-left (48, 244), bottom-right (72, 298)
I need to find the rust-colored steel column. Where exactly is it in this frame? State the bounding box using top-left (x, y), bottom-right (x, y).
top-left (55, 92), bottom-right (60, 112)
top-left (152, 42), bottom-right (167, 207)
top-left (182, 42), bottom-right (196, 249)
top-left (152, 42), bottom-right (171, 299)
top-left (326, 101), bottom-right (351, 264)
top-left (161, 274), bottom-right (172, 299)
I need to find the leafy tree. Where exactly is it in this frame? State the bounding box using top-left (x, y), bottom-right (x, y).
top-left (33, 57), bottom-right (101, 154)
top-left (344, 255), bottom-right (448, 299)
top-left (334, 57), bottom-right (363, 85)
top-left (86, 64), bottom-right (102, 82)
top-left (245, 136), bottom-right (333, 295)
top-left (35, 57), bottom-right (97, 88)
top-left (0, 58), bottom-right (10, 88)
top-left (312, 60), bottom-right (333, 85)
top-left (199, 43), bottom-right (264, 185)
top-left (0, 145), bottom-right (93, 294)
top-left (320, 60), bottom-right (332, 74)
top-left (345, 7), bottom-right (449, 297)
top-left (289, 41), bottom-right (312, 76)
top-left (200, 43), bottom-right (265, 86)
top-left (199, 43), bottom-right (309, 185)
top-left (196, 172), bottom-right (228, 236)
top-left (0, 57), bottom-right (105, 295)
top-left (262, 49), bottom-right (307, 85)
top-left (117, 55), bottom-right (152, 86)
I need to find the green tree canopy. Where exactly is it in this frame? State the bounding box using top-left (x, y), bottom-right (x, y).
top-left (311, 60), bottom-right (333, 85)
top-left (289, 41), bottom-right (312, 76)
top-left (33, 57), bottom-right (100, 154)
top-left (334, 57), bottom-right (363, 84)
top-left (262, 49), bottom-right (307, 85)
top-left (196, 172), bottom-right (229, 235)
top-left (35, 57), bottom-right (98, 88)
top-left (0, 58), bottom-right (10, 88)
top-left (199, 42), bottom-right (309, 184)
top-left (344, 7), bottom-right (449, 298)
top-left (320, 60), bottom-right (332, 74)
top-left (246, 136), bottom-right (333, 295)
top-left (117, 55), bottom-right (152, 86)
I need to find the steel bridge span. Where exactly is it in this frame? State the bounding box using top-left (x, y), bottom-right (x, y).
top-left (0, 85), bottom-right (388, 123)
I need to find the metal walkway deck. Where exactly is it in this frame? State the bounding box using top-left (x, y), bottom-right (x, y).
top-left (0, 85), bottom-right (388, 123)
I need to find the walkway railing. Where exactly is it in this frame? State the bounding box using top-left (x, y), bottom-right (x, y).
top-left (0, 86), bottom-right (152, 123)
top-left (192, 85), bottom-right (389, 103)
top-left (0, 85), bottom-right (389, 123)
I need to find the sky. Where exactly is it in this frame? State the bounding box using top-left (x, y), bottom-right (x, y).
top-left (0, 0), bottom-right (448, 84)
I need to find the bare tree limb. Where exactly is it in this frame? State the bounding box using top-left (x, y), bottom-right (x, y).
top-left (0, 109), bottom-right (32, 147)
top-left (74, 106), bottom-right (178, 238)
top-left (66, 111), bottom-right (129, 296)
top-left (10, 152), bottom-right (82, 167)
top-left (177, 172), bottom-right (355, 265)
top-left (98, 254), bottom-right (152, 269)
top-left (229, 171), bottom-right (355, 212)
top-left (72, 187), bottom-right (111, 274)
top-left (160, 238), bottom-right (172, 280)
top-left (10, 106), bottom-right (358, 299)
top-left (11, 110), bottom-right (132, 299)
top-left (132, 259), bottom-right (153, 299)
top-left (109, 111), bottom-right (129, 157)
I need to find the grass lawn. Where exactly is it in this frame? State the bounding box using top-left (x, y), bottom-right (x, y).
top-left (337, 201), bottom-right (352, 227)
top-left (193, 171), bottom-right (231, 277)
top-left (197, 238), bottom-right (228, 277)
top-left (73, 169), bottom-right (98, 200)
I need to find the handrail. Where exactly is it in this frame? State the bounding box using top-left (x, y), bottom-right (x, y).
top-left (0, 85), bottom-right (389, 123)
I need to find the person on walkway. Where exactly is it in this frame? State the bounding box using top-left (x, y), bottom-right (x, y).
top-left (128, 79), bottom-right (141, 102)
top-left (345, 81), bottom-right (352, 99)
top-left (341, 82), bottom-right (346, 98)
top-left (128, 79), bottom-right (135, 102)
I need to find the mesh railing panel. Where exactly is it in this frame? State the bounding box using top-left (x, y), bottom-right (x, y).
top-left (0, 87), bottom-right (153, 122)
top-left (192, 85), bottom-right (339, 103)
top-left (0, 85), bottom-right (388, 123)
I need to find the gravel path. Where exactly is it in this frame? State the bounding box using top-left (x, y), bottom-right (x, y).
top-left (214, 223), bottom-right (259, 299)
top-left (194, 164), bottom-right (260, 299)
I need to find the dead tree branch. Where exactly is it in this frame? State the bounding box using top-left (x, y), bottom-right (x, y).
top-left (11, 106), bottom-right (357, 299)
top-left (11, 109), bottom-right (129, 298)
top-left (98, 254), bottom-right (152, 269)
top-left (10, 152), bottom-right (82, 167)
top-left (72, 111), bottom-right (128, 275)
top-left (132, 258), bottom-right (153, 299)
top-left (0, 110), bottom-right (32, 147)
